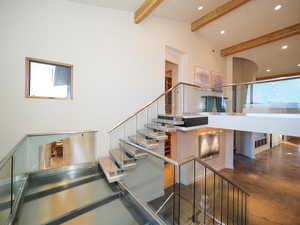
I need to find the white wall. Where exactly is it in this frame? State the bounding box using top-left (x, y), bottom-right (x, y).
top-left (174, 128), bottom-right (233, 185)
top-left (0, 0), bottom-right (226, 160)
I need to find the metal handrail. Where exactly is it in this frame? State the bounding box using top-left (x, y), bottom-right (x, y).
top-left (179, 155), bottom-right (249, 196)
top-left (109, 75), bottom-right (300, 133)
top-left (108, 82), bottom-right (219, 133)
top-left (222, 74), bottom-right (300, 87)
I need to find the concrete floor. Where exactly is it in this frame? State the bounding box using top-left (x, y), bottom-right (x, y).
top-left (220, 143), bottom-right (300, 225)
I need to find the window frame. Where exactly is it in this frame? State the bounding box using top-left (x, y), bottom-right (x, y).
top-left (25, 57), bottom-right (74, 100)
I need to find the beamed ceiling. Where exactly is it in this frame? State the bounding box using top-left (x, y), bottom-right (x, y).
top-left (71, 0), bottom-right (300, 78)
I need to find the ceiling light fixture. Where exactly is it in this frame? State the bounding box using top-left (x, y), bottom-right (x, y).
top-left (266, 69), bottom-right (271, 72)
top-left (274, 4), bottom-right (282, 11)
top-left (281, 45), bottom-right (288, 50)
top-left (220, 30), bottom-right (225, 35)
top-left (198, 6), bottom-right (203, 10)
top-left (297, 64), bottom-right (300, 67)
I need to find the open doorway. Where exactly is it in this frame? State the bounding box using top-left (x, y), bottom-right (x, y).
top-left (39, 133), bottom-right (96, 170)
top-left (164, 60), bottom-right (178, 189)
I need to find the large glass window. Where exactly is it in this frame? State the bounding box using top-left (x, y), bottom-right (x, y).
top-left (252, 79), bottom-right (300, 108)
top-left (26, 58), bottom-right (73, 99)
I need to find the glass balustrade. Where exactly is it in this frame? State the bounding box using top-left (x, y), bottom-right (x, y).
top-left (0, 131), bottom-right (97, 225)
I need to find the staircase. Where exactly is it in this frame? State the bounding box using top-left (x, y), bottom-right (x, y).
top-left (99, 114), bottom-right (182, 183)
top-left (98, 82), bottom-right (249, 225)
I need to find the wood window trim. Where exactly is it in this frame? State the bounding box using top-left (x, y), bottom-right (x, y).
top-left (25, 57), bottom-right (74, 100)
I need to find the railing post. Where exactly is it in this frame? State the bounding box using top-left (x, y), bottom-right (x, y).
top-left (182, 84), bottom-right (185, 114)
top-left (213, 173), bottom-right (215, 225)
top-left (193, 159), bottom-right (196, 223)
top-left (245, 195), bottom-right (247, 225)
top-left (178, 165), bottom-right (181, 225)
top-left (221, 179), bottom-right (223, 224)
top-left (250, 84), bottom-right (254, 105)
top-left (227, 182), bottom-right (230, 225)
top-left (173, 165), bottom-right (176, 225)
top-left (241, 192), bottom-right (243, 225)
top-left (146, 108), bottom-right (149, 125)
top-left (233, 186), bottom-right (235, 225)
top-left (156, 101), bottom-right (159, 118)
top-left (204, 167), bottom-right (207, 224)
top-left (11, 156), bottom-right (14, 214)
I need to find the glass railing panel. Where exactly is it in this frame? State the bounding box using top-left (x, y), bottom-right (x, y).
top-left (0, 158), bottom-right (12, 225)
top-left (35, 133), bottom-right (97, 171)
top-left (157, 94), bottom-right (166, 116)
top-left (12, 138), bottom-right (28, 213)
top-left (121, 154), bottom-right (170, 222)
top-left (150, 163), bottom-right (178, 225)
top-left (183, 84), bottom-right (228, 114)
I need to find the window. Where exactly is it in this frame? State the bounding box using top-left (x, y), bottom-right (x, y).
top-left (245, 78), bottom-right (300, 107)
top-left (25, 57), bottom-right (73, 99)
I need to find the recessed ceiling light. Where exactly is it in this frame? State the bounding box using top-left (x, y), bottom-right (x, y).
top-left (220, 30), bottom-right (225, 35)
top-left (274, 4), bottom-right (282, 11)
top-left (287, 152), bottom-right (293, 155)
top-left (297, 64), bottom-right (300, 67)
top-left (198, 6), bottom-right (204, 10)
top-left (281, 45), bottom-right (288, 50)
top-left (266, 69), bottom-right (271, 72)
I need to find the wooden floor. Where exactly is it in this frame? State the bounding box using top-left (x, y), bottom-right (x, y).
top-left (220, 143), bottom-right (300, 225)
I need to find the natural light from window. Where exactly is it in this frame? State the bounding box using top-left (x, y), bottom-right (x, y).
top-left (246, 78), bottom-right (300, 108)
top-left (29, 61), bottom-right (71, 98)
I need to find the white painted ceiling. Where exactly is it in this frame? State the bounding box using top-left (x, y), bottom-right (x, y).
top-left (71, 0), bottom-right (300, 77)
top-left (236, 34), bottom-right (300, 78)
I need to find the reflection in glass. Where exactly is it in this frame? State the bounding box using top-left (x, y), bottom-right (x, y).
top-left (0, 159), bottom-right (12, 225)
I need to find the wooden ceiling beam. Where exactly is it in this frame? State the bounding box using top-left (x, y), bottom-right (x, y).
top-left (134, 0), bottom-right (164, 24)
top-left (191, 0), bottom-right (251, 32)
top-left (256, 72), bottom-right (300, 81)
top-left (221, 23), bottom-right (300, 56)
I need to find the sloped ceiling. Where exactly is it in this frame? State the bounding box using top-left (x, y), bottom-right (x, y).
top-left (71, 0), bottom-right (300, 77)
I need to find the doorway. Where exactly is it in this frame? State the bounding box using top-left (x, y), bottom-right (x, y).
top-left (164, 60), bottom-right (178, 188)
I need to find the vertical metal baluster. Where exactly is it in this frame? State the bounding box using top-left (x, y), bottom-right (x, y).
top-left (178, 166), bottom-right (181, 225)
top-left (173, 165), bottom-right (176, 225)
top-left (146, 108), bottom-right (149, 125)
top-left (204, 167), bottom-right (207, 224)
top-left (221, 179), bottom-right (223, 224)
top-left (250, 84), bottom-right (254, 105)
top-left (182, 84), bottom-right (185, 114)
top-left (233, 186), bottom-right (235, 225)
top-left (156, 100), bottom-right (159, 118)
top-left (245, 195), bottom-right (247, 225)
top-left (241, 192), bottom-right (243, 225)
top-left (227, 182), bottom-right (229, 225)
top-left (136, 115), bottom-right (138, 135)
top-left (237, 189), bottom-right (239, 224)
top-left (193, 160), bottom-right (196, 223)
top-left (213, 173), bottom-right (215, 225)
top-left (10, 156), bottom-right (14, 213)
top-left (123, 123), bottom-right (126, 139)
top-left (173, 87), bottom-right (176, 115)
